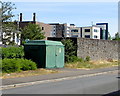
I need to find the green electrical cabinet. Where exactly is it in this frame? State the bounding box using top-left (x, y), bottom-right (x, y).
top-left (24, 40), bottom-right (64, 68)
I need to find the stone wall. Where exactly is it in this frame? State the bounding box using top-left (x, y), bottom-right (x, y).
top-left (47, 37), bottom-right (119, 61)
top-left (77, 38), bottom-right (119, 60)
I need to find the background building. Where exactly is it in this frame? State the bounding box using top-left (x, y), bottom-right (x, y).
top-left (81, 25), bottom-right (100, 39)
top-left (96, 23), bottom-right (108, 40)
top-left (1, 21), bottom-right (21, 45)
top-left (1, 12), bottom-right (109, 45)
top-left (36, 22), bottom-right (53, 40)
top-left (19, 13), bottom-right (52, 41)
top-left (65, 24), bottom-right (101, 39)
top-left (65, 24), bottom-right (81, 37)
top-left (49, 23), bottom-right (67, 37)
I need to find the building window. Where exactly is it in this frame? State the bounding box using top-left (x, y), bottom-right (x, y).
top-left (85, 35), bottom-right (90, 38)
top-left (72, 35), bottom-right (78, 37)
top-left (42, 27), bottom-right (44, 30)
top-left (94, 29), bottom-right (98, 32)
top-left (85, 29), bottom-right (90, 32)
top-left (71, 29), bottom-right (78, 32)
top-left (94, 35), bottom-right (98, 38)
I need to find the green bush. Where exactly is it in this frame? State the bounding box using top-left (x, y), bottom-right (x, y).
top-left (2, 47), bottom-right (24, 59)
top-left (85, 56), bottom-right (90, 62)
top-left (70, 56), bottom-right (85, 63)
top-left (2, 58), bottom-right (37, 73)
top-left (61, 39), bottom-right (77, 63)
top-left (0, 59), bottom-right (2, 73)
top-left (77, 57), bottom-right (84, 62)
top-left (17, 59), bottom-right (37, 71)
top-left (67, 56), bottom-right (77, 63)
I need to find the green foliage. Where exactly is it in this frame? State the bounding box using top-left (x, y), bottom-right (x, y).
top-left (2, 58), bottom-right (21, 73)
top-left (21, 23), bottom-right (45, 44)
top-left (108, 32), bottom-right (112, 40)
top-left (2, 47), bottom-right (24, 59)
top-left (77, 57), bottom-right (84, 62)
top-left (0, 59), bottom-right (2, 73)
top-left (0, 1), bottom-right (16, 22)
top-left (112, 32), bottom-right (120, 40)
top-left (1, 1), bottom-right (17, 45)
top-left (68, 56), bottom-right (84, 63)
top-left (85, 56), bottom-right (90, 62)
top-left (61, 39), bottom-right (77, 63)
top-left (67, 56), bottom-right (78, 62)
top-left (2, 22), bottom-right (18, 45)
top-left (18, 59), bottom-right (37, 71)
top-left (61, 39), bottom-right (91, 63)
top-left (65, 56), bottom-right (90, 64)
top-left (2, 58), bottom-right (37, 73)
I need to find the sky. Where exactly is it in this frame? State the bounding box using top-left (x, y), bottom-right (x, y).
top-left (9, 1), bottom-right (118, 36)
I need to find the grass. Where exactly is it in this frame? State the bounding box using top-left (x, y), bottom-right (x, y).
top-left (1, 60), bottom-right (119, 79)
top-left (1, 68), bottom-right (59, 79)
top-left (65, 60), bottom-right (119, 69)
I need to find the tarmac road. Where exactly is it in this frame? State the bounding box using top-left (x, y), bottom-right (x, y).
top-left (2, 71), bottom-right (119, 94)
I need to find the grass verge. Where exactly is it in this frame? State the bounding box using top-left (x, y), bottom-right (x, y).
top-left (65, 60), bottom-right (119, 69)
top-left (1, 68), bottom-right (59, 79)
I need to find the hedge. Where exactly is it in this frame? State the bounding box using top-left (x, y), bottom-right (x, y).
top-left (1, 47), bottom-right (24, 59)
top-left (1, 58), bottom-right (37, 73)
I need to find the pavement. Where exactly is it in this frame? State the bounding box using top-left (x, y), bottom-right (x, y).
top-left (1, 66), bottom-right (119, 89)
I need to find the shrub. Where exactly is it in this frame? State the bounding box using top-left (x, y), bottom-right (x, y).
top-left (61, 39), bottom-right (77, 63)
top-left (17, 59), bottom-right (37, 71)
top-left (2, 46), bottom-right (24, 59)
top-left (68, 56), bottom-right (78, 63)
top-left (2, 58), bottom-right (21, 73)
top-left (77, 57), bottom-right (84, 62)
top-left (85, 56), bottom-right (90, 62)
top-left (2, 58), bottom-right (37, 73)
top-left (0, 59), bottom-right (2, 73)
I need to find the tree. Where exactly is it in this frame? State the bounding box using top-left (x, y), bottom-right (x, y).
top-left (112, 32), bottom-right (120, 40)
top-left (0, 1), bottom-right (17, 45)
top-left (21, 23), bottom-right (45, 43)
top-left (1, 1), bottom-right (16, 22)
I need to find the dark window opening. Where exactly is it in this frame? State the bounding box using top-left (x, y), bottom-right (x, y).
top-left (85, 29), bottom-right (90, 32)
top-left (94, 29), bottom-right (98, 32)
top-left (85, 35), bottom-right (90, 38)
top-left (71, 29), bottom-right (78, 32)
top-left (42, 27), bottom-right (44, 30)
top-left (94, 35), bottom-right (98, 38)
top-left (72, 35), bottom-right (78, 37)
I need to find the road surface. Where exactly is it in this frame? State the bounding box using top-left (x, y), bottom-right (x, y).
top-left (2, 72), bottom-right (119, 94)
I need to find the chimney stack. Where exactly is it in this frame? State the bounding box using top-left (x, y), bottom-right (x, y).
top-left (20, 13), bottom-right (22, 22)
top-left (33, 13), bottom-right (36, 22)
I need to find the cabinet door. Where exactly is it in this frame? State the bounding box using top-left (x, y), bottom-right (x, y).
top-left (55, 46), bottom-right (64, 68)
top-left (46, 46), bottom-right (56, 68)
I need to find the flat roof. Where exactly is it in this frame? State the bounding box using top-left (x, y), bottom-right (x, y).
top-left (24, 40), bottom-right (64, 46)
